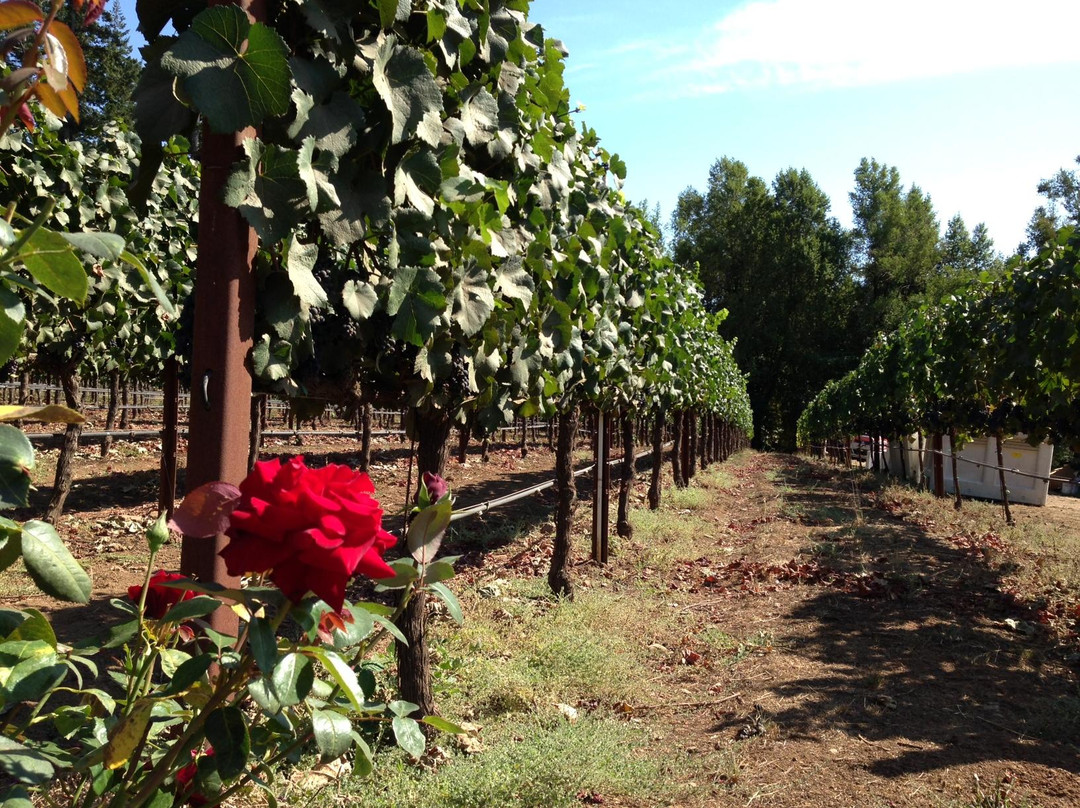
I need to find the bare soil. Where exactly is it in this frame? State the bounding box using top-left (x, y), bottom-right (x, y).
top-left (3, 433), bottom-right (1078, 807)
top-left (608, 453), bottom-right (1079, 807)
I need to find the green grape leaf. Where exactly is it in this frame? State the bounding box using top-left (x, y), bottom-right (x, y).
top-left (450, 263), bottom-right (494, 337)
top-left (223, 139), bottom-right (315, 245)
top-left (373, 36), bottom-right (444, 147)
top-left (162, 5), bottom-right (291, 134)
top-left (342, 280), bottom-right (377, 320)
top-left (284, 236), bottom-right (328, 309)
top-left (494, 257), bottom-right (533, 307)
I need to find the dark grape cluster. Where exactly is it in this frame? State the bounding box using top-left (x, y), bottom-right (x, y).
top-left (443, 348), bottom-right (470, 400)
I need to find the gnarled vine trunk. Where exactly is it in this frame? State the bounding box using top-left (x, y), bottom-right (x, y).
top-left (395, 407), bottom-right (452, 719)
top-left (685, 411), bottom-right (697, 481)
top-left (360, 402), bottom-right (373, 472)
top-left (548, 406), bottom-right (578, 599)
top-left (948, 427), bottom-right (962, 510)
top-left (648, 406), bottom-right (664, 510)
top-left (616, 410), bottom-right (635, 538)
top-left (101, 367), bottom-right (120, 457)
top-left (45, 365), bottom-right (82, 524)
top-left (995, 431), bottom-right (1014, 525)
top-left (671, 409), bottom-right (684, 488)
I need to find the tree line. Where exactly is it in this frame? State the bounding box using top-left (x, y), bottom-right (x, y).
top-left (671, 153), bottom-right (1078, 451)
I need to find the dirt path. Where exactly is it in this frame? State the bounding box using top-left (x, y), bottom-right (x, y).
top-left (627, 453), bottom-right (1079, 808)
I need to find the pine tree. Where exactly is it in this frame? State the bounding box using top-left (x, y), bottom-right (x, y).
top-left (44, 2), bottom-right (141, 135)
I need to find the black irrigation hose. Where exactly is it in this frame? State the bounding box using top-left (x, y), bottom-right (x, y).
top-left (449, 443), bottom-right (673, 523)
top-left (26, 429), bottom-right (406, 443)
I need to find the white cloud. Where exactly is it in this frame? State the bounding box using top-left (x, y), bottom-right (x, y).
top-left (644, 0), bottom-right (1080, 95)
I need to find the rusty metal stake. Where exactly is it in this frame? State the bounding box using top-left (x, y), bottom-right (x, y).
top-left (179, 116), bottom-right (258, 637)
top-left (158, 356), bottom-right (179, 519)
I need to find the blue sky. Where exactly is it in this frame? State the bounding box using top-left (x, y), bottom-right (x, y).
top-left (117, 0), bottom-right (1080, 253)
top-left (528, 0), bottom-right (1080, 254)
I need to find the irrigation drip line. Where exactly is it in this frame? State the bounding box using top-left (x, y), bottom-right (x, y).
top-left (25, 429), bottom-right (407, 442)
top-left (449, 443), bottom-right (674, 523)
top-left (807, 442), bottom-right (1062, 485)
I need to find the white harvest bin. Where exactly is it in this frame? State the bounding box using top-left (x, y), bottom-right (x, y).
top-left (887, 435), bottom-right (922, 483)
top-left (938, 435), bottom-right (1053, 506)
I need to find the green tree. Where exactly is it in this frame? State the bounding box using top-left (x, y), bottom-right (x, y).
top-left (850, 157), bottom-right (941, 335)
top-left (672, 158), bottom-right (855, 449)
top-left (930, 214), bottom-right (1002, 300)
top-left (1022, 156), bottom-right (1080, 256)
top-left (39, 2), bottom-right (141, 134)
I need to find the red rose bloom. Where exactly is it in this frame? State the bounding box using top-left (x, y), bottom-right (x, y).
top-left (128, 570), bottom-right (196, 620)
top-left (176, 745), bottom-right (214, 806)
top-left (219, 457), bottom-right (396, 612)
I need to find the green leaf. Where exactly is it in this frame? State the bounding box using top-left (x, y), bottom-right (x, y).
top-left (159, 596), bottom-right (220, 625)
top-left (270, 652), bottom-right (313, 707)
top-left (305, 648), bottom-right (365, 712)
top-left (450, 263), bottom-right (495, 337)
top-left (0, 520), bottom-right (22, 577)
top-left (158, 654), bottom-right (212, 697)
top-left (0, 288), bottom-right (25, 368)
top-left (162, 5), bottom-right (292, 133)
top-left (59, 232), bottom-right (125, 261)
top-left (387, 699), bottom-right (418, 718)
top-left (251, 335), bottom-right (294, 384)
top-left (372, 614), bottom-right (409, 646)
top-left (421, 715), bottom-right (466, 735)
top-left (0, 737), bottom-right (54, 786)
top-left (461, 87), bottom-right (499, 146)
top-left (204, 707), bottom-right (250, 779)
top-left (494, 257), bottom-right (534, 307)
top-left (3, 653), bottom-right (64, 705)
top-left (311, 709), bottom-right (353, 759)
top-left (145, 790), bottom-right (173, 808)
top-left (118, 251), bottom-right (177, 318)
top-left (395, 148), bottom-right (441, 217)
top-left (0, 785), bottom-right (33, 808)
top-left (427, 581), bottom-right (463, 625)
top-left (288, 88), bottom-right (364, 159)
top-left (19, 521), bottom-right (91, 603)
top-left (422, 560), bottom-right (455, 586)
top-left (7, 609), bottom-right (54, 648)
top-left (342, 280), bottom-right (377, 320)
top-left (378, 0), bottom-right (410, 28)
top-left (0, 221), bottom-right (15, 249)
top-left (373, 558), bottom-right (420, 591)
top-left (0, 424), bottom-right (33, 510)
top-left (407, 499), bottom-right (452, 565)
top-left (373, 36), bottom-right (444, 147)
top-left (248, 616), bottom-right (277, 676)
top-left (223, 139), bottom-right (314, 245)
top-left (392, 716), bottom-right (425, 758)
top-left (284, 236), bottom-right (328, 309)
top-left (16, 228), bottom-right (87, 304)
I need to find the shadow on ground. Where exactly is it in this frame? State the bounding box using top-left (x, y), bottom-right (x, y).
top-left (733, 455), bottom-right (1080, 782)
top-left (708, 460), bottom-right (1080, 790)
